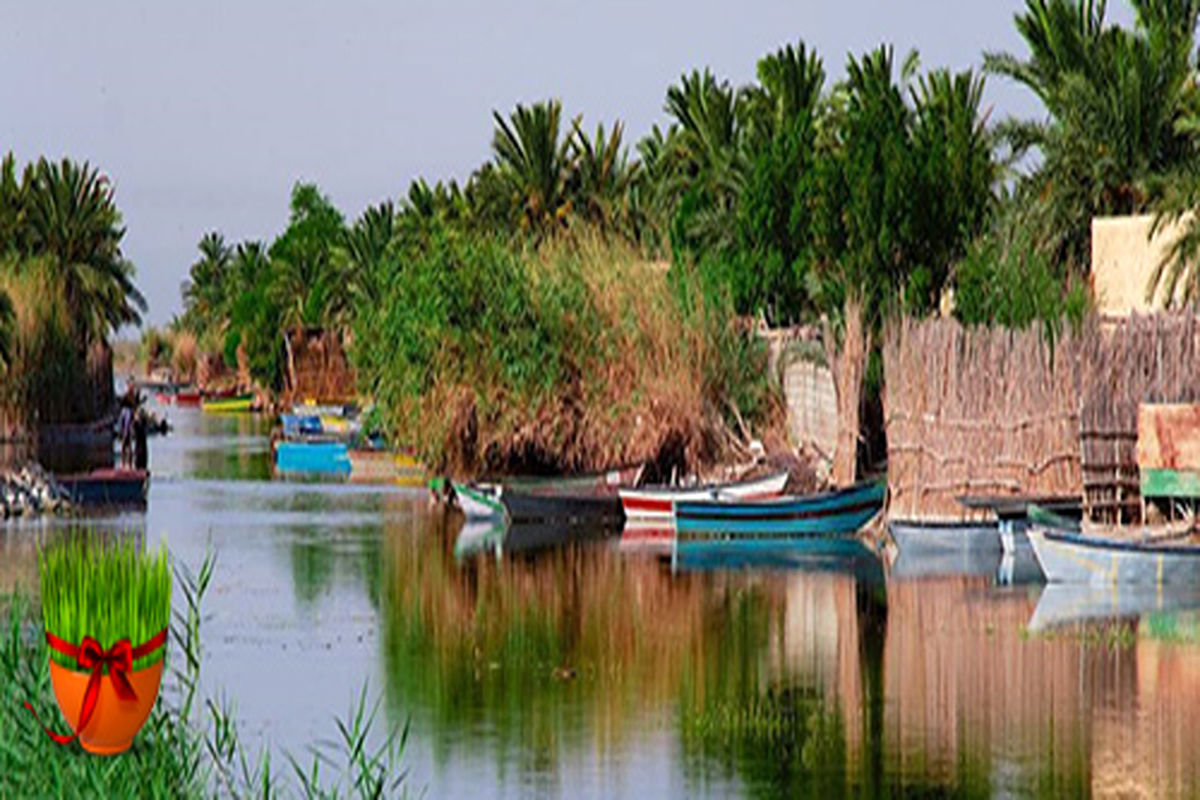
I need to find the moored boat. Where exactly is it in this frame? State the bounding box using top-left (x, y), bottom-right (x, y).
top-left (1027, 524), bottom-right (1200, 585)
top-left (347, 449), bottom-right (425, 486)
top-left (202, 394), bottom-right (254, 414)
top-left (56, 468), bottom-right (149, 507)
top-left (888, 519), bottom-right (1001, 555)
top-left (619, 470), bottom-right (789, 522)
top-left (273, 440), bottom-right (350, 478)
top-left (451, 482), bottom-right (506, 519)
top-left (674, 480), bottom-right (884, 537)
top-left (500, 490), bottom-right (624, 527)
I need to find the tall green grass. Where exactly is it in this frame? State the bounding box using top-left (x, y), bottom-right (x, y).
top-left (37, 535), bottom-right (171, 671)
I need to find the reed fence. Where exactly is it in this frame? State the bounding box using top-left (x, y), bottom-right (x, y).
top-left (884, 313), bottom-right (1200, 522)
top-left (283, 327), bottom-right (356, 406)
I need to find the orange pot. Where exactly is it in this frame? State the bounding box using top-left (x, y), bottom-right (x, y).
top-left (48, 659), bottom-right (163, 755)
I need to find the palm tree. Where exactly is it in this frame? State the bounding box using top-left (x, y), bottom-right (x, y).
top-left (491, 100), bottom-right (576, 233)
top-left (742, 42), bottom-right (826, 148)
top-left (987, 0), bottom-right (1200, 270)
top-left (20, 157), bottom-right (146, 341)
top-left (569, 120), bottom-right (639, 234)
top-left (181, 231), bottom-right (232, 334)
top-left (341, 201), bottom-right (398, 307)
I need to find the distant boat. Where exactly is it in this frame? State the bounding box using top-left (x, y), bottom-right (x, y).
top-left (202, 394), bottom-right (254, 414)
top-left (675, 480), bottom-right (884, 537)
top-left (618, 470), bottom-right (789, 522)
top-left (56, 468), bottom-right (149, 507)
top-left (273, 440), bottom-right (350, 478)
top-left (174, 389), bottom-right (202, 407)
top-left (1028, 504), bottom-right (1200, 585)
top-left (347, 449), bottom-right (425, 486)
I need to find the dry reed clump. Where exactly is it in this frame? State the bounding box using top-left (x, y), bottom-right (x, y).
top-left (409, 236), bottom-right (776, 478)
top-left (171, 330), bottom-right (197, 384)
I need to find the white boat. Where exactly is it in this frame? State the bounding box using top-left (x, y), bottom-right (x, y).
top-left (618, 470), bottom-right (789, 523)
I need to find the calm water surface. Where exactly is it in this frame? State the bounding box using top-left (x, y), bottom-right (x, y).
top-left (4, 405), bottom-right (1200, 797)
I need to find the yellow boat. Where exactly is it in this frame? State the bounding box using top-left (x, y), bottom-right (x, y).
top-left (202, 394), bottom-right (254, 414)
top-left (347, 449), bottom-right (426, 486)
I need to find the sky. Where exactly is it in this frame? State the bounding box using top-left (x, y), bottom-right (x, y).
top-left (0, 1), bottom-right (1137, 328)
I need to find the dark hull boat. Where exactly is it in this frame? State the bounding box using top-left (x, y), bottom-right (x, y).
top-left (57, 468), bottom-right (149, 508)
top-left (500, 491), bottom-right (625, 527)
top-left (675, 481), bottom-right (884, 537)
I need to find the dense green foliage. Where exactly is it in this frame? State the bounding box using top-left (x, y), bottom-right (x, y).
top-left (38, 536), bottom-right (171, 671)
top-left (178, 3), bottom-right (1200, 465)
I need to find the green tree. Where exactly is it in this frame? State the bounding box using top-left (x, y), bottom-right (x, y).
top-left (181, 231), bottom-right (232, 334)
top-left (569, 120), bottom-right (639, 235)
top-left (987, 0), bottom-right (1200, 270)
top-left (269, 183), bottom-right (347, 329)
top-left (491, 100), bottom-right (576, 234)
top-left (19, 157), bottom-right (146, 341)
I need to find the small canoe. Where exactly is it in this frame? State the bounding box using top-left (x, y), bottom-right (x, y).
top-left (619, 470), bottom-right (789, 522)
top-left (175, 389), bottom-right (202, 407)
top-left (675, 480), bottom-right (884, 537)
top-left (274, 441), bottom-right (350, 477)
top-left (281, 413), bottom-right (323, 437)
top-left (494, 464), bottom-right (645, 496)
top-left (202, 394), bottom-right (254, 414)
top-left (57, 468), bottom-right (149, 507)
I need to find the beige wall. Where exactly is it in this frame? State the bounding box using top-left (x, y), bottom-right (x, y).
top-left (1091, 214), bottom-right (1189, 316)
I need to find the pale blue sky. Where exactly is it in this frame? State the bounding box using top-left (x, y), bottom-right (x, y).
top-left (0, 1), bottom-right (1136, 326)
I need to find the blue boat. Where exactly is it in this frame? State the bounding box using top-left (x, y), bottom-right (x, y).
top-left (280, 413), bottom-right (323, 438)
top-left (273, 441), bottom-right (351, 478)
top-left (674, 480), bottom-right (885, 537)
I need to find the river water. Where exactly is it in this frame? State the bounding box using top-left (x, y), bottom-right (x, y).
top-left (4, 405), bottom-right (1200, 797)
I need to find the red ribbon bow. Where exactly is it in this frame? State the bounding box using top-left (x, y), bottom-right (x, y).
top-left (24, 628), bottom-right (167, 746)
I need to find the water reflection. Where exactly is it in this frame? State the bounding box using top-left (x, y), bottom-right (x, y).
top-left (6, 408), bottom-right (1200, 796)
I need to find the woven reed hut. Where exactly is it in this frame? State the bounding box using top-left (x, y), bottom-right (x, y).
top-left (282, 327), bottom-right (356, 406)
top-left (884, 313), bottom-right (1200, 522)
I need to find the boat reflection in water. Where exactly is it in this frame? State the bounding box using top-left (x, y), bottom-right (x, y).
top-left (1028, 582), bottom-right (1200, 632)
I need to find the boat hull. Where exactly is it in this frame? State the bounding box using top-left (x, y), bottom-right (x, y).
top-left (619, 471), bottom-right (788, 522)
top-left (203, 395), bottom-right (254, 414)
top-left (501, 492), bottom-right (624, 527)
top-left (675, 481), bottom-right (884, 537)
top-left (452, 482), bottom-right (506, 519)
top-left (888, 520), bottom-right (1001, 555)
top-left (57, 469), bottom-right (149, 507)
top-left (1028, 527), bottom-right (1200, 585)
top-left (273, 441), bottom-right (350, 478)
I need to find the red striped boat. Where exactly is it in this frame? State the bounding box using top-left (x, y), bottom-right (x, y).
top-left (618, 470), bottom-right (789, 523)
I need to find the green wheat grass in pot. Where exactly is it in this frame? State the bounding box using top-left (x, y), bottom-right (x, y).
top-left (38, 536), bottom-right (172, 672)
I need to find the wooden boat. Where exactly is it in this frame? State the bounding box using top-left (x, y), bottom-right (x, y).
top-left (273, 441), bottom-right (350, 477)
top-left (347, 449), bottom-right (425, 486)
top-left (174, 389), bottom-right (202, 407)
top-left (675, 480), bottom-right (884, 537)
top-left (56, 468), bottom-right (149, 507)
top-left (888, 520), bottom-right (1002, 555)
top-left (496, 464), bottom-right (645, 496)
top-left (202, 394), bottom-right (254, 414)
top-left (280, 413), bottom-right (323, 438)
top-left (500, 490), bottom-right (624, 527)
top-left (619, 470), bottom-right (789, 522)
top-left (1027, 504), bottom-right (1200, 585)
top-left (452, 482), bottom-right (505, 519)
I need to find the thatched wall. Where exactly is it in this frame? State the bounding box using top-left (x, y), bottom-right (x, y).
top-left (884, 318), bottom-right (1082, 519)
top-left (1078, 314), bottom-right (1200, 522)
top-left (885, 313), bottom-right (1200, 522)
top-left (283, 327), bottom-right (356, 405)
